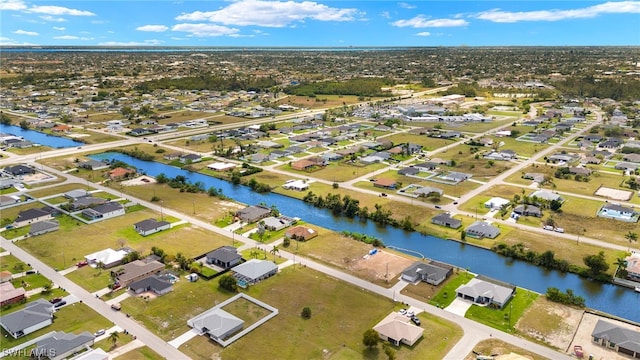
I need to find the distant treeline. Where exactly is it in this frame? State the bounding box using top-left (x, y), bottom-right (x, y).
top-left (285, 78), bottom-right (395, 97)
top-left (552, 76), bottom-right (640, 101)
top-left (135, 75), bottom-right (278, 92)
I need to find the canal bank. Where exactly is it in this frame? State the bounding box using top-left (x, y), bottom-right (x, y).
top-left (89, 152), bottom-right (640, 323)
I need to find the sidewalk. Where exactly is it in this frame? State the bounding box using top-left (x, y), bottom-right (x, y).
top-left (108, 339), bottom-right (144, 358)
top-left (167, 328), bottom-right (200, 348)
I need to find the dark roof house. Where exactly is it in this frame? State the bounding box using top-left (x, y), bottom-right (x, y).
top-left (591, 319), bottom-right (640, 358)
top-left (134, 219), bottom-right (171, 236)
top-left (401, 261), bottom-right (454, 285)
top-left (206, 246), bottom-right (242, 269)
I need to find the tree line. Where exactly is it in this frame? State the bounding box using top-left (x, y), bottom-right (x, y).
top-left (135, 74), bottom-right (277, 92)
top-left (285, 78), bottom-right (395, 97)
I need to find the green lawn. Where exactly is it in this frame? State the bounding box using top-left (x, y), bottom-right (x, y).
top-left (65, 266), bottom-right (114, 292)
top-left (11, 273), bottom-right (51, 290)
top-left (277, 161), bottom-right (389, 182)
top-left (465, 288), bottom-right (539, 333)
top-left (114, 346), bottom-right (164, 360)
top-left (0, 254), bottom-right (31, 274)
top-left (428, 271), bottom-right (475, 308)
top-left (94, 331), bottom-right (135, 352)
top-left (382, 133), bottom-right (457, 151)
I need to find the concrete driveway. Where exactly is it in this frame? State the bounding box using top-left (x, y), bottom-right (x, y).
top-left (445, 298), bottom-right (473, 316)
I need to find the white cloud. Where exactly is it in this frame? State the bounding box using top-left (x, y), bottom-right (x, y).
top-left (136, 25), bottom-right (169, 32)
top-left (392, 16), bottom-right (469, 28)
top-left (0, 37), bottom-right (35, 45)
top-left (398, 2), bottom-right (416, 9)
top-left (53, 27), bottom-right (65, 30)
top-left (99, 39), bottom-right (163, 46)
top-left (172, 23), bottom-right (240, 37)
top-left (380, 11), bottom-right (391, 19)
top-left (27, 5), bottom-right (95, 16)
top-left (476, 1), bottom-right (640, 23)
top-left (40, 15), bottom-right (66, 22)
top-left (416, 31), bottom-right (431, 36)
top-left (54, 35), bottom-right (78, 39)
top-left (14, 29), bottom-right (38, 36)
top-left (0, 0), bottom-right (27, 11)
top-left (175, 0), bottom-right (363, 27)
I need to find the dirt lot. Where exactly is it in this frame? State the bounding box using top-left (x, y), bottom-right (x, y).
top-left (348, 249), bottom-right (414, 283)
top-left (121, 175), bottom-right (157, 186)
top-left (568, 312), bottom-right (640, 360)
top-left (516, 297), bottom-right (584, 351)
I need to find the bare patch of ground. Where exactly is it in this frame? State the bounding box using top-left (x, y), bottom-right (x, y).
top-left (465, 339), bottom-right (546, 360)
top-left (121, 175), bottom-right (157, 186)
top-left (348, 249), bottom-right (414, 283)
top-left (594, 186), bottom-right (633, 201)
top-left (516, 297), bottom-right (583, 350)
top-left (568, 312), bottom-right (640, 360)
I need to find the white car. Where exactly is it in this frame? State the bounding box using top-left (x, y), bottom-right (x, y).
top-left (94, 329), bottom-right (105, 337)
top-left (399, 309), bottom-right (407, 315)
top-left (406, 311), bottom-right (415, 317)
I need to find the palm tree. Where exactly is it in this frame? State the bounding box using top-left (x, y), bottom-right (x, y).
top-left (270, 245), bottom-right (280, 259)
top-left (625, 231), bottom-right (638, 251)
top-left (109, 331), bottom-right (119, 347)
top-left (250, 250), bottom-right (260, 259)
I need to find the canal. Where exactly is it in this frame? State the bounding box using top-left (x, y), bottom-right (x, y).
top-left (0, 124), bottom-right (84, 148)
top-left (90, 152), bottom-right (640, 323)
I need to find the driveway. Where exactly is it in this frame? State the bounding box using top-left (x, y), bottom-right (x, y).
top-left (445, 298), bottom-right (473, 316)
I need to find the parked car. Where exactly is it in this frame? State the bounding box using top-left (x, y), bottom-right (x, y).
top-left (411, 316), bottom-right (421, 326)
top-left (49, 297), bottom-right (62, 304)
top-left (25, 270), bottom-right (38, 275)
top-left (76, 260), bottom-right (88, 268)
top-left (54, 300), bottom-right (67, 308)
top-left (94, 329), bottom-right (105, 337)
top-left (111, 303), bottom-right (121, 311)
top-left (398, 309), bottom-right (407, 315)
top-left (435, 205), bottom-right (441, 209)
top-left (554, 227), bottom-right (565, 233)
top-left (543, 225), bottom-right (554, 231)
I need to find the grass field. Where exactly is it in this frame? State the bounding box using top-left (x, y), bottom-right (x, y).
top-left (114, 346), bottom-right (164, 360)
top-left (427, 271), bottom-right (475, 308)
top-left (181, 266), bottom-right (463, 360)
top-left (65, 266), bottom-right (114, 292)
top-left (465, 339), bottom-right (549, 360)
top-left (381, 133), bottom-right (457, 152)
top-left (435, 143), bottom-right (516, 180)
top-left (277, 160), bottom-right (389, 182)
top-left (0, 254), bottom-right (31, 274)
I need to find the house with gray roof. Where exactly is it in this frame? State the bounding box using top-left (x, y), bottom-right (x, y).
top-left (188, 308), bottom-right (244, 343)
top-left (260, 216), bottom-right (295, 231)
top-left (0, 299), bottom-right (54, 338)
top-left (129, 275), bottom-right (173, 295)
top-left (81, 202), bottom-right (124, 221)
top-left (236, 205), bottom-right (271, 223)
top-left (206, 246), bottom-right (242, 269)
top-left (72, 196), bottom-right (107, 210)
top-left (597, 203), bottom-right (639, 222)
top-left (14, 208), bottom-right (54, 228)
top-left (513, 205), bottom-right (542, 217)
top-left (455, 276), bottom-right (515, 308)
top-left (29, 220), bottom-right (59, 236)
top-left (113, 260), bottom-right (165, 287)
top-left (465, 221), bottom-right (500, 239)
top-left (3, 164), bottom-right (35, 177)
top-left (77, 160), bottom-right (109, 171)
top-left (615, 162), bottom-right (640, 172)
top-left (431, 213), bottom-right (462, 229)
top-left (0, 177), bottom-right (19, 190)
top-left (64, 189), bottom-right (89, 200)
top-left (398, 167), bottom-right (420, 176)
top-left (591, 319), bottom-right (640, 358)
top-left (134, 218), bottom-right (171, 236)
top-left (530, 190), bottom-right (563, 202)
top-left (33, 331), bottom-right (94, 360)
top-left (232, 259), bottom-right (278, 286)
top-left (401, 261), bottom-right (453, 285)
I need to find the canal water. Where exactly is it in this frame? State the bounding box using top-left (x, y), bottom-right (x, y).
top-left (0, 124), bottom-right (84, 148)
top-left (90, 152), bottom-right (640, 322)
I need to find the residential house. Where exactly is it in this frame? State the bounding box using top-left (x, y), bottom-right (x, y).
top-left (163, 152), bottom-right (184, 161)
top-left (77, 160), bottom-right (109, 171)
top-left (0, 271), bottom-right (12, 283)
top-left (33, 331), bottom-right (94, 360)
top-left (129, 275), bottom-right (173, 295)
top-left (113, 260), bottom-right (165, 287)
top-left (455, 276), bottom-right (516, 308)
top-left (207, 162), bottom-right (236, 172)
top-left (72, 196), bottom-right (107, 210)
top-left (465, 221), bottom-right (500, 239)
top-left (590, 320), bottom-right (640, 358)
top-left (569, 167), bottom-right (592, 176)
top-left (580, 156), bottom-right (601, 165)
top-left (530, 190), bottom-right (563, 202)
top-left (439, 171), bottom-right (471, 183)
top-left (0, 178), bottom-right (19, 190)
top-left (584, 134), bottom-right (603, 142)
top-left (431, 213), bottom-right (462, 229)
top-left (548, 153), bottom-right (577, 164)
top-left (623, 154), bottom-right (640, 163)
top-left (484, 197), bottom-right (510, 210)
top-left (206, 246), bottom-right (242, 269)
top-left (134, 219), bottom-right (171, 236)
top-left (597, 203), bottom-right (639, 222)
top-left (513, 205), bottom-right (542, 217)
top-left (398, 167), bottom-right (420, 176)
top-left (232, 259), bottom-right (278, 285)
top-left (81, 202), bottom-right (125, 221)
top-left (0, 282), bottom-right (26, 306)
top-left (373, 178), bottom-right (397, 189)
top-left (401, 261), bottom-right (454, 285)
top-left (615, 162), bottom-right (639, 172)
top-left (180, 153), bottom-right (202, 164)
top-left (414, 162), bottom-right (438, 171)
top-left (3, 165), bottom-right (35, 177)
top-left (236, 205), bottom-right (272, 223)
top-left (107, 167), bottom-right (135, 180)
top-left (260, 216), bottom-right (294, 231)
top-left (84, 248), bottom-right (129, 269)
top-left (63, 189), bottom-right (89, 200)
top-left (373, 313), bottom-right (424, 347)
top-left (360, 151), bottom-right (391, 164)
top-left (413, 186), bottom-right (443, 198)
top-left (14, 208), bottom-right (54, 228)
top-left (282, 179), bottom-right (309, 191)
top-left (188, 308), bottom-right (244, 343)
top-left (522, 173), bottom-right (546, 183)
top-left (625, 253), bottom-right (640, 281)
top-left (285, 226), bottom-right (318, 241)
top-left (290, 159), bottom-right (316, 171)
top-left (67, 348), bottom-right (108, 360)
top-left (29, 220), bottom-right (59, 236)
top-left (484, 150), bottom-right (517, 161)
top-left (0, 194), bottom-right (20, 207)
top-left (598, 138), bottom-right (623, 150)
top-left (0, 299), bottom-right (54, 338)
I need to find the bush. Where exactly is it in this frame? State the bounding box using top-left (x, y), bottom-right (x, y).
top-left (301, 306), bottom-right (312, 319)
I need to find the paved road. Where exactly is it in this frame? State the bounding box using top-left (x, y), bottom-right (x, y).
top-left (0, 236), bottom-right (190, 360)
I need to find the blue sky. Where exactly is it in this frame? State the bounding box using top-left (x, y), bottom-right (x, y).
top-left (1, 0), bottom-right (639, 46)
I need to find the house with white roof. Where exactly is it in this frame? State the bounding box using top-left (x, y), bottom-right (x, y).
top-left (232, 259), bottom-right (278, 286)
top-left (455, 276), bottom-right (516, 308)
top-left (84, 248), bottom-right (129, 268)
top-left (484, 197), bottom-right (510, 210)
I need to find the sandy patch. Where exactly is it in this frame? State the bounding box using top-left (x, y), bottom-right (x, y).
top-left (120, 175), bottom-right (157, 186)
top-left (349, 249), bottom-right (414, 282)
top-left (594, 186), bottom-right (633, 201)
top-left (568, 312), bottom-right (640, 360)
top-left (516, 298), bottom-right (583, 351)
